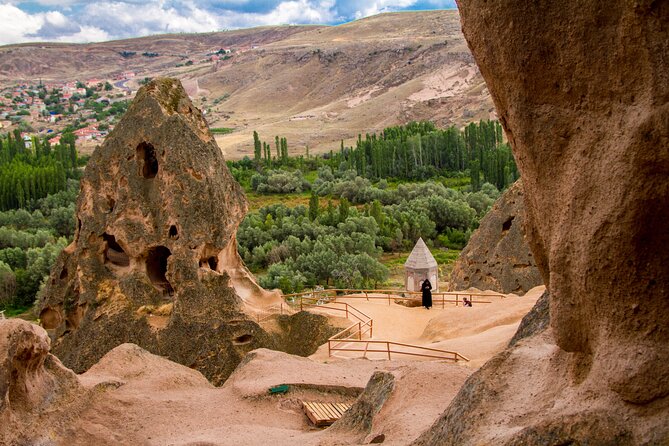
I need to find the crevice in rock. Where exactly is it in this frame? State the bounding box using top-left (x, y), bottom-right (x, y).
top-left (103, 233), bottom-right (130, 267)
top-left (168, 225), bottom-right (178, 239)
top-left (233, 334), bottom-right (253, 345)
top-left (137, 142), bottom-right (158, 179)
top-left (502, 216), bottom-right (514, 234)
top-left (106, 197), bottom-right (116, 213)
top-left (146, 246), bottom-right (173, 294)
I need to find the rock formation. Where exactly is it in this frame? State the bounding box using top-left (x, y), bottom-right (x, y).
top-left (449, 180), bottom-right (542, 295)
top-left (37, 78), bottom-right (332, 384)
top-left (0, 319), bottom-right (82, 445)
top-left (414, 1), bottom-right (669, 444)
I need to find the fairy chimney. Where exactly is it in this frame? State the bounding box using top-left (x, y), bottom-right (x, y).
top-left (36, 78), bottom-right (335, 384)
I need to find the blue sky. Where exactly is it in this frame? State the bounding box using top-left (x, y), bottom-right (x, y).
top-left (0, 1), bottom-right (457, 45)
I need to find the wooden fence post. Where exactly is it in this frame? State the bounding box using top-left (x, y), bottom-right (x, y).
top-left (387, 342), bottom-right (391, 360)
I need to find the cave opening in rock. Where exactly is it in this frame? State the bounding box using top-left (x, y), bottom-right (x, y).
top-left (233, 334), bottom-right (253, 345)
top-left (502, 216), bottom-right (515, 233)
top-left (168, 225), bottom-right (178, 239)
top-left (103, 233), bottom-right (130, 267)
top-left (60, 267), bottom-right (68, 279)
top-left (137, 142), bottom-right (158, 179)
top-left (146, 246), bottom-right (173, 294)
top-left (207, 256), bottom-right (218, 271)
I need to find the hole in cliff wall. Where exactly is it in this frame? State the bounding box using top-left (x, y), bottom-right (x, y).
top-left (502, 216), bottom-right (515, 234)
top-left (169, 225), bottom-right (178, 239)
top-left (137, 142), bottom-right (159, 179)
top-left (106, 197), bottom-right (116, 213)
top-left (146, 246), bottom-right (173, 294)
top-left (103, 233), bottom-right (130, 267)
top-left (233, 334), bottom-right (253, 345)
top-left (59, 267), bottom-right (68, 279)
top-left (207, 256), bottom-right (218, 270)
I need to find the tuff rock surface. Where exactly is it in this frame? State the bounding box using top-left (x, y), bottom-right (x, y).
top-left (414, 1), bottom-right (669, 444)
top-left (449, 180), bottom-right (542, 295)
top-left (37, 79), bottom-right (332, 384)
top-left (0, 319), bottom-right (83, 445)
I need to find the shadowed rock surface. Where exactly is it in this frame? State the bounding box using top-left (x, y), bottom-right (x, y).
top-left (37, 79), bottom-right (333, 384)
top-left (449, 180), bottom-right (542, 295)
top-left (414, 1), bottom-right (669, 444)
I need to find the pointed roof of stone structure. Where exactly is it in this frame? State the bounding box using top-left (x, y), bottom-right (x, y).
top-left (404, 237), bottom-right (438, 269)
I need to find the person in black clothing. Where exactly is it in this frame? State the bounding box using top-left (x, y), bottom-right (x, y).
top-left (421, 278), bottom-right (432, 309)
top-left (463, 297), bottom-right (473, 307)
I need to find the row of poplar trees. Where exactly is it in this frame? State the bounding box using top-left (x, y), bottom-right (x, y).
top-left (328, 120), bottom-right (518, 190)
top-left (0, 130), bottom-right (77, 210)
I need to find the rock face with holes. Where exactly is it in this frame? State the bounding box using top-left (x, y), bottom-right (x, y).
top-left (449, 180), bottom-right (542, 295)
top-left (413, 2), bottom-right (669, 444)
top-left (36, 78), bottom-right (312, 384)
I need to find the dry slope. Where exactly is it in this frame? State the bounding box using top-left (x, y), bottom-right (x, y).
top-left (0, 11), bottom-right (494, 159)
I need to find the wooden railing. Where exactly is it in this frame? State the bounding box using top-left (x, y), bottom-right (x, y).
top-left (328, 339), bottom-right (469, 362)
top-left (284, 288), bottom-right (505, 308)
top-left (278, 290), bottom-right (470, 363)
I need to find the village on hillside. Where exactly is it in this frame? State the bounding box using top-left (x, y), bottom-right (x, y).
top-left (0, 45), bottom-right (242, 152)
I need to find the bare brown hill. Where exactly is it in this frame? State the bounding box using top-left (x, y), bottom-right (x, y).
top-left (0, 11), bottom-right (493, 159)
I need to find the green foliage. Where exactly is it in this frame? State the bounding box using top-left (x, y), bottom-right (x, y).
top-left (210, 127), bottom-right (234, 134)
top-left (0, 131), bottom-right (79, 211)
top-left (251, 169), bottom-right (310, 194)
top-left (0, 179), bottom-right (78, 311)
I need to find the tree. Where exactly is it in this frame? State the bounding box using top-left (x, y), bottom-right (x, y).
top-left (309, 193), bottom-right (319, 221)
top-left (338, 197), bottom-right (350, 223)
top-left (253, 131), bottom-right (262, 164)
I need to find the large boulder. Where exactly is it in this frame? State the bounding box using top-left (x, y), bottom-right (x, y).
top-left (0, 319), bottom-right (82, 445)
top-left (414, 2), bottom-right (669, 444)
top-left (449, 180), bottom-right (542, 295)
top-left (37, 79), bottom-right (330, 384)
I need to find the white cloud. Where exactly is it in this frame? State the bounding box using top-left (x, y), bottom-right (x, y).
top-left (0, 0), bottom-right (452, 45)
top-left (0, 4), bottom-right (43, 44)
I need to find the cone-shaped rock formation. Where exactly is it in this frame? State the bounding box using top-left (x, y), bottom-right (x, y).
top-left (37, 79), bottom-right (331, 384)
top-left (449, 180), bottom-right (542, 295)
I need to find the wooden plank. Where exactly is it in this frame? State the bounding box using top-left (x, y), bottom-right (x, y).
top-left (316, 402), bottom-right (338, 420)
top-left (312, 402), bottom-right (330, 424)
top-left (324, 403), bottom-right (342, 419)
top-left (333, 403), bottom-right (347, 416)
top-left (336, 403), bottom-right (351, 414)
top-left (303, 403), bottom-right (320, 425)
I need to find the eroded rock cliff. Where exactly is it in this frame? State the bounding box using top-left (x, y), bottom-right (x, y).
top-left (37, 79), bottom-right (330, 384)
top-left (415, 1), bottom-right (669, 444)
top-left (449, 180), bottom-right (542, 295)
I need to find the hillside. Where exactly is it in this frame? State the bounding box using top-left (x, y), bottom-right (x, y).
top-left (0, 10), bottom-right (494, 159)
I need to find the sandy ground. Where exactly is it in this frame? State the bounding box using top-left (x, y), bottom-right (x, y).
top-left (309, 286), bottom-right (543, 368)
top-left (4, 286), bottom-right (540, 445)
top-left (68, 345), bottom-right (469, 446)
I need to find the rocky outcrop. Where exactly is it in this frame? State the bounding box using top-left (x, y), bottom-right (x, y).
top-left (414, 1), bottom-right (669, 444)
top-left (0, 320), bottom-right (82, 445)
top-left (449, 180), bottom-right (542, 295)
top-left (37, 79), bottom-right (331, 384)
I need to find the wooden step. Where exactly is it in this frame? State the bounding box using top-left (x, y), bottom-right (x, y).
top-left (302, 401), bottom-right (352, 427)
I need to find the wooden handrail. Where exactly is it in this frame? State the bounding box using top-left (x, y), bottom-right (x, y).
top-left (276, 290), bottom-right (472, 362)
top-left (283, 288), bottom-right (506, 299)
